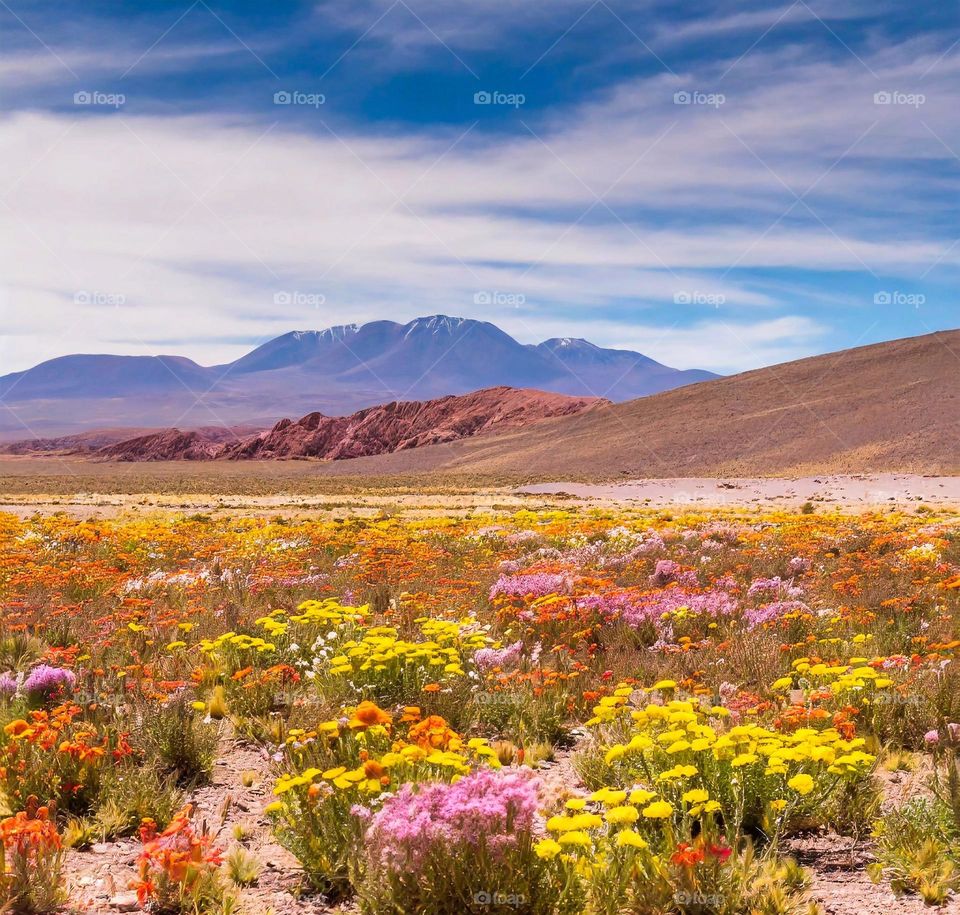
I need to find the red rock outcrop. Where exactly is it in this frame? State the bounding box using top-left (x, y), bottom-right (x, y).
top-left (94, 387), bottom-right (605, 461)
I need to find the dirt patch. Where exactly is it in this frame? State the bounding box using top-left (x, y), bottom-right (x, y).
top-left (65, 735), bottom-right (349, 914)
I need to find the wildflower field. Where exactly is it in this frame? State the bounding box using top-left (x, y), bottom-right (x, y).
top-left (0, 503), bottom-right (959, 914)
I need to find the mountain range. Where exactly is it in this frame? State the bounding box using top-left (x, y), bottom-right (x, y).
top-left (0, 316), bottom-right (716, 439)
top-left (2, 330), bottom-right (955, 477)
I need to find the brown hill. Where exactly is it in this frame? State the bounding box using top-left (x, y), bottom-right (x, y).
top-left (3, 425), bottom-right (261, 456)
top-left (0, 428), bottom-right (157, 455)
top-left (295, 329), bottom-right (958, 478)
top-left (96, 387), bottom-right (605, 462)
top-left (98, 429), bottom-right (228, 462)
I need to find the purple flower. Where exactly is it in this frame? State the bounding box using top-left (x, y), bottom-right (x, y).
top-left (0, 672), bottom-right (17, 697)
top-left (744, 601), bottom-right (810, 629)
top-left (22, 665), bottom-right (76, 704)
top-left (650, 559), bottom-right (681, 586)
top-left (925, 729), bottom-right (940, 746)
top-left (489, 572), bottom-right (572, 601)
top-left (474, 641), bottom-right (523, 672)
top-left (364, 769), bottom-right (540, 876)
top-left (618, 587), bottom-right (738, 630)
top-left (748, 576), bottom-right (788, 597)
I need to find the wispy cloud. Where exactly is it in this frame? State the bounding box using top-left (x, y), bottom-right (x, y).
top-left (0, 0), bottom-right (956, 375)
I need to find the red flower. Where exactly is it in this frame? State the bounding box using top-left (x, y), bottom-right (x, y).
top-left (707, 842), bottom-right (732, 862)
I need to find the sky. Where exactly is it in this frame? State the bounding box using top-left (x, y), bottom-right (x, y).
top-left (0, 0), bottom-right (957, 375)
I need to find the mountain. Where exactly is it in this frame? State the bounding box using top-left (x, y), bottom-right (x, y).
top-left (0, 354), bottom-right (211, 400)
top-left (0, 316), bottom-right (716, 438)
top-left (94, 387), bottom-right (604, 461)
top-left (273, 330), bottom-right (958, 478)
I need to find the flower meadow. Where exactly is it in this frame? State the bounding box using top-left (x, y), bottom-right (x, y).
top-left (0, 506), bottom-right (959, 912)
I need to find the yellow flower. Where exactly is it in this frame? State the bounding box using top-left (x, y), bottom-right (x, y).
top-left (605, 745), bottom-right (627, 763)
top-left (629, 788), bottom-right (656, 805)
top-left (682, 788), bottom-right (709, 804)
top-left (565, 798), bottom-right (587, 810)
top-left (605, 806), bottom-right (639, 825)
top-left (534, 838), bottom-right (562, 859)
top-left (264, 801), bottom-right (285, 815)
top-left (689, 800), bottom-right (722, 817)
top-left (615, 829), bottom-right (648, 849)
top-left (642, 800), bottom-right (673, 819)
top-left (590, 787), bottom-right (627, 805)
top-left (787, 773), bottom-right (815, 796)
top-left (558, 830), bottom-right (592, 847)
top-left (652, 679), bottom-right (677, 690)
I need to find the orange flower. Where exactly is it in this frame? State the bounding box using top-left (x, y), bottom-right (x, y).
top-left (363, 760), bottom-right (386, 780)
top-left (407, 715), bottom-right (463, 751)
top-left (671, 842), bottom-right (705, 867)
top-left (348, 701), bottom-right (392, 730)
top-left (3, 720), bottom-right (34, 740)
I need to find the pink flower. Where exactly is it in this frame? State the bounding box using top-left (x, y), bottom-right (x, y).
top-left (363, 769), bottom-right (540, 876)
top-left (489, 572), bottom-right (572, 601)
top-left (924, 729), bottom-right (940, 746)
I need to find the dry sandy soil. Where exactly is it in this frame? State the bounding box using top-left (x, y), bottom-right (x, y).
top-left (520, 473), bottom-right (960, 509)
top-left (0, 468), bottom-right (960, 517)
top-left (0, 467), bottom-right (957, 519)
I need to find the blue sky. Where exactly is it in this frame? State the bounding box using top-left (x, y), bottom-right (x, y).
top-left (0, 0), bottom-right (957, 374)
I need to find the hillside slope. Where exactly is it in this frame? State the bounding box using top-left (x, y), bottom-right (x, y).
top-left (311, 330), bottom-right (958, 478)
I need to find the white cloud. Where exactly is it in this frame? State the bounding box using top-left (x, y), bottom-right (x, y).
top-left (0, 33), bottom-right (956, 374)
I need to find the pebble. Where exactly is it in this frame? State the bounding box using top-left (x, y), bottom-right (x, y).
top-left (108, 892), bottom-right (139, 911)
